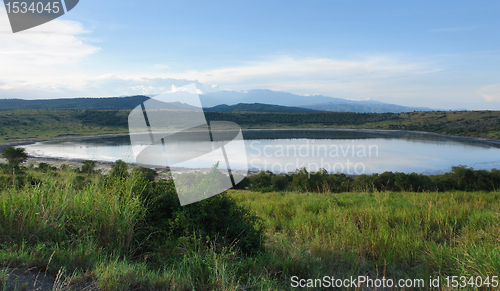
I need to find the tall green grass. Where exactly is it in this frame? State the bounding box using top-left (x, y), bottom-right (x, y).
top-left (1, 166), bottom-right (500, 290)
top-left (0, 173), bottom-right (142, 253)
top-left (231, 190), bottom-right (500, 287)
top-left (0, 169), bottom-right (275, 290)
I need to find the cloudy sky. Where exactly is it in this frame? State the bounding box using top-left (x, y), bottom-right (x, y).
top-left (0, 0), bottom-right (499, 109)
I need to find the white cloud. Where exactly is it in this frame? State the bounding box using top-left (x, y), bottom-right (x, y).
top-left (0, 71), bottom-right (221, 98)
top-left (0, 44), bottom-right (439, 101)
top-left (0, 11), bottom-right (439, 103)
top-left (89, 76), bottom-right (216, 96)
top-left (178, 56), bottom-right (434, 83)
top-left (62, 55), bottom-right (435, 100)
top-left (0, 8), bottom-right (100, 93)
top-left (159, 56), bottom-right (439, 99)
top-left (478, 84), bottom-right (500, 102)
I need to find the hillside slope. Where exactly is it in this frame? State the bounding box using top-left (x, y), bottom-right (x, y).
top-left (1, 110), bottom-right (499, 144)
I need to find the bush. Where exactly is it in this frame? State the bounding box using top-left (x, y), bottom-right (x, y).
top-left (137, 170), bottom-right (264, 257)
top-left (71, 175), bottom-right (87, 189)
top-left (291, 168), bottom-right (311, 192)
top-left (0, 163), bottom-right (8, 174)
top-left (249, 171), bottom-right (273, 191)
top-left (272, 174), bottom-right (288, 191)
top-left (37, 162), bottom-right (56, 172)
top-left (230, 174), bottom-right (250, 190)
top-left (60, 163), bottom-right (71, 171)
top-left (110, 160), bottom-right (129, 179)
top-left (131, 166), bottom-right (158, 182)
top-left (81, 160), bottom-right (96, 174)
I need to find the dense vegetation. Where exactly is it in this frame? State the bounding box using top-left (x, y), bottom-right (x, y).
top-left (0, 160), bottom-right (264, 290)
top-left (239, 166), bottom-right (500, 193)
top-left (1, 104), bottom-right (499, 289)
top-left (206, 110), bottom-right (500, 139)
top-left (1, 158), bottom-right (500, 289)
top-left (205, 111), bottom-right (399, 127)
top-left (0, 110), bottom-right (130, 143)
top-left (232, 190), bottom-right (500, 289)
top-left (0, 96), bottom-right (150, 111)
top-left (1, 109), bottom-right (500, 144)
top-left (83, 109), bottom-right (500, 141)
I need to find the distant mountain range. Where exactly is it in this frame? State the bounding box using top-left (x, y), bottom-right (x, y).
top-left (199, 90), bottom-right (432, 113)
top-left (302, 102), bottom-right (428, 113)
top-left (204, 103), bottom-right (318, 113)
top-left (0, 89), bottom-right (433, 113)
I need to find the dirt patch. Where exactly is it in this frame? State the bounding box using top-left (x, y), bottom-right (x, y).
top-left (1, 267), bottom-right (99, 291)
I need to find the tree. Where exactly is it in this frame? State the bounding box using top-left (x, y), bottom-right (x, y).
top-left (272, 174), bottom-right (288, 191)
top-left (249, 171), bottom-right (273, 191)
top-left (81, 160), bottom-right (96, 174)
top-left (0, 146), bottom-right (28, 187)
top-left (291, 168), bottom-right (310, 192)
top-left (110, 160), bottom-right (129, 179)
top-left (131, 166), bottom-right (157, 182)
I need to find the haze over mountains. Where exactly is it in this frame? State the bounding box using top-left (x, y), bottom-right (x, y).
top-left (0, 89), bottom-right (432, 113)
top-left (200, 90), bottom-right (432, 113)
top-left (203, 103), bottom-right (318, 113)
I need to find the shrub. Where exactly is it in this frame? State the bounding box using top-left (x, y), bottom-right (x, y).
top-left (230, 174), bottom-right (250, 190)
top-left (137, 168), bottom-right (264, 257)
top-left (131, 166), bottom-right (158, 182)
top-left (110, 160), bottom-right (129, 179)
top-left (272, 174), bottom-right (288, 191)
top-left (81, 160), bottom-right (96, 174)
top-left (37, 162), bottom-right (56, 172)
top-left (0, 163), bottom-right (8, 174)
top-left (249, 171), bottom-right (273, 191)
top-left (291, 168), bottom-right (310, 192)
top-left (60, 163), bottom-right (70, 171)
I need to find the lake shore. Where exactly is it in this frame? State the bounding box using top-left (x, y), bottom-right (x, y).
top-left (0, 132), bottom-right (131, 150)
top-left (3, 127), bottom-right (500, 148)
top-left (2, 127), bottom-right (500, 176)
top-left (0, 155), bottom-right (251, 177)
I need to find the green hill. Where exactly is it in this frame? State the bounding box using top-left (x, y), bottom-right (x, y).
top-left (0, 96), bottom-right (150, 110)
top-left (1, 109), bottom-right (499, 144)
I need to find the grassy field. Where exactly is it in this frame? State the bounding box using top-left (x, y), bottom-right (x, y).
top-left (1, 109), bottom-right (500, 144)
top-left (231, 190), bottom-right (500, 289)
top-left (1, 164), bottom-right (499, 290)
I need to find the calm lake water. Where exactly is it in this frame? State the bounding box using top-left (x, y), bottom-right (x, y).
top-left (21, 129), bottom-right (500, 175)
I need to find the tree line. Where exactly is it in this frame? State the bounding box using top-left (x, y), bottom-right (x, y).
top-left (2, 147), bottom-right (500, 194)
top-left (236, 166), bottom-right (500, 193)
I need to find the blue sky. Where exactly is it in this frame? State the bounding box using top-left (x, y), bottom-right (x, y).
top-left (0, 0), bottom-right (499, 109)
